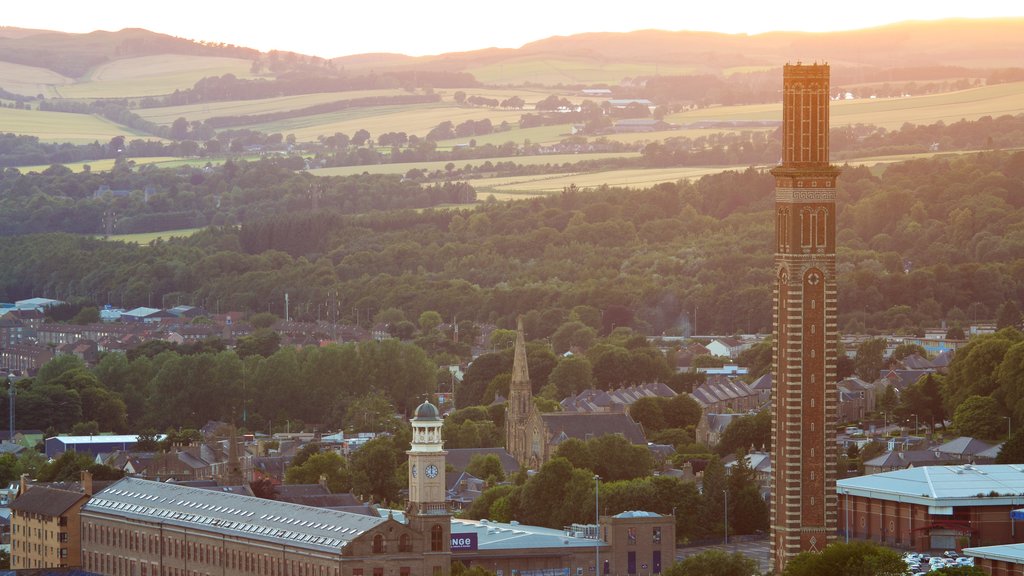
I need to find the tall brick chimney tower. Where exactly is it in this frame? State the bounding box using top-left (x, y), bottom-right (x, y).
top-left (770, 62), bottom-right (840, 572)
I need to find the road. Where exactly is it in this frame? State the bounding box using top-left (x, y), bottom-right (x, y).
top-left (677, 537), bottom-right (770, 573)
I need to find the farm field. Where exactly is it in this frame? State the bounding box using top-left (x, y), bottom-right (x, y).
top-left (308, 152), bottom-right (642, 177)
top-left (0, 106), bottom-right (153, 144)
top-left (465, 55), bottom-right (700, 85)
top-left (135, 89), bottom-right (411, 124)
top-left (0, 61), bottom-right (73, 98)
top-left (16, 157), bottom-right (181, 173)
top-left (471, 165), bottom-right (755, 198)
top-left (136, 87), bottom-right (583, 125)
top-left (666, 81), bottom-right (1024, 130)
top-left (56, 55), bottom-right (260, 99)
top-left (239, 102), bottom-right (526, 142)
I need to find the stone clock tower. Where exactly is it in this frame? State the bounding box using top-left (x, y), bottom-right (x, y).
top-left (770, 62), bottom-right (840, 572)
top-left (407, 400), bottom-right (451, 556)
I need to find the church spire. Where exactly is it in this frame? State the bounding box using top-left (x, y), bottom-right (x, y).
top-left (512, 316), bottom-right (530, 386)
top-left (506, 316), bottom-right (534, 467)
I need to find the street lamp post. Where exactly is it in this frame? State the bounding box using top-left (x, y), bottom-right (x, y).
top-left (594, 475), bottom-right (601, 576)
top-left (723, 489), bottom-right (729, 545)
top-left (1006, 416), bottom-right (1012, 439)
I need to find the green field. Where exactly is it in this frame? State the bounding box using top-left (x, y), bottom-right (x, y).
top-left (135, 87), bottom-right (578, 125)
top-left (241, 102), bottom-right (526, 141)
top-left (103, 228), bottom-right (203, 244)
top-left (666, 81), bottom-right (1024, 130)
top-left (0, 107), bottom-right (153, 144)
top-left (308, 152), bottom-right (642, 177)
top-left (55, 55), bottom-right (260, 99)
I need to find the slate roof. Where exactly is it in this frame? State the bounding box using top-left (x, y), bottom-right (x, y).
top-left (750, 373), bottom-right (772, 391)
top-left (274, 485), bottom-right (363, 508)
top-left (864, 450), bottom-right (946, 469)
top-left (83, 477), bottom-right (386, 552)
top-left (900, 354), bottom-right (934, 370)
top-left (445, 448), bottom-right (520, 476)
top-left (690, 376), bottom-right (757, 406)
top-left (702, 413), bottom-right (745, 434)
top-left (539, 412), bottom-right (647, 445)
top-left (560, 382), bottom-right (676, 413)
top-left (937, 437), bottom-right (994, 457)
top-left (978, 443), bottom-right (1004, 461)
top-left (10, 486), bottom-right (87, 517)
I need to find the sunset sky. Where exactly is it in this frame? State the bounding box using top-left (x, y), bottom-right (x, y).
top-left (4, 0), bottom-right (1023, 58)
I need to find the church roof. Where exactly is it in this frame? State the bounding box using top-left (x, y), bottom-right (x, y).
top-left (538, 412), bottom-right (647, 445)
top-left (445, 448), bottom-right (521, 476)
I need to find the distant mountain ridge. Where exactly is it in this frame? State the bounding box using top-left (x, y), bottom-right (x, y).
top-left (1, 18), bottom-right (1022, 84)
top-left (0, 27), bottom-right (258, 77)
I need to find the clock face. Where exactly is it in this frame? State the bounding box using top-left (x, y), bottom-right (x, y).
top-left (425, 464), bottom-right (438, 478)
top-left (411, 464), bottom-right (417, 478)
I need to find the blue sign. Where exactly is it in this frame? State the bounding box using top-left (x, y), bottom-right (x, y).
top-left (451, 533), bottom-right (478, 551)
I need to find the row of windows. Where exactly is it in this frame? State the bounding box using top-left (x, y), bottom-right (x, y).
top-left (85, 553), bottom-right (442, 576)
top-left (86, 522), bottom-right (446, 556)
top-left (624, 527), bottom-right (662, 545)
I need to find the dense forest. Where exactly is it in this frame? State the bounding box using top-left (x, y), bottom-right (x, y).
top-left (1, 150), bottom-right (1022, 337)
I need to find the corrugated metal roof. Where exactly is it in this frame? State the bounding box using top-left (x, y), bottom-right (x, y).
top-left (964, 542), bottom-right (1024, 562)
top-left (83, 477), bottom-right (384, 552)
top-left (838, 464), bottom-right (1024, 506)
top-left (449, 518), bottom-right (606, 551)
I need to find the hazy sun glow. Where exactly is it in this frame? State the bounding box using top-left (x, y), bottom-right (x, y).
top-left (3, 0), bottom-right (1023, 58)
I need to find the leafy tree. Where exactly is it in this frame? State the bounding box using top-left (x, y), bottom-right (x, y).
top-left (134, 430), bottom-right (161, 452)
top-left (464, 483), bottom-right (515, 521)
top-left (854, 338), bottom-right (887, 381)
top-left (997, 427), bottom-right (1024, 463)
top-left (551, 321), bottom-right (597, 354)
top-left (897, 373), bottom-right (946, 432)
top-left (553, 438), bottom-right (596, 471)
top-left (70, 306), bottom-right (100, 325)
top-left (782, 541), bottom-right (905, 576)
top-left (284, 452), bottom-right (351, 492)
top-left (736, 339), bottom-right (772, 379)
top-left (725, 449), bottom-right (769, 534)
top-left (699, 455), bottom-right (727, 539)
top-left (418, 310), bottom-right (443, 333)
top-left (236, 329), bottom-right (281, 358)
top-left (35, 355), bottom-right (86, 385)
top-left (717, 410), bottom-right (771, 455)
top-left (249, 312), bottom-right (279, 329)
top-left (665, 549), bottom-right (758, 576)
top-left (953, 395), bottom-right (1004, 439)
top-left (630, 397), bottom-right (667, 432)
top-left (291, 442), bottom-right (322, 468)
top-left (465, 453), bottom-right (505, 483)
top-left (877, 384), bottom-right (899, 415)
top-left (548, 356), bottom-right (593, 397)
top-left (343, 391), bottom-right (399, 434)
top-left (517, 457), bottom-right (594, 528)
top-left (892, 342), bottom-right (928, 362)
top-left (997, 301), bottom-right (1023, 330)
top-left (942, 329), bottom-right (1022, 412)
top-left (349, 436), bottom-right (403, 504)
